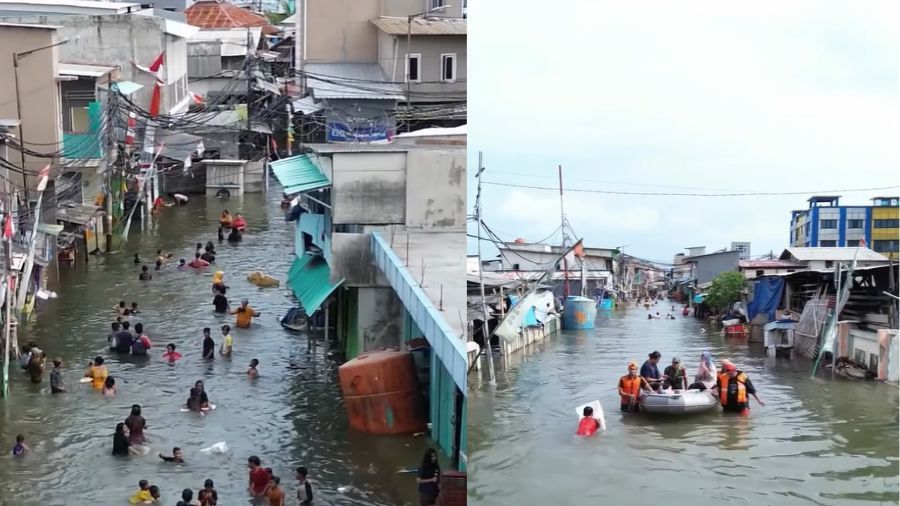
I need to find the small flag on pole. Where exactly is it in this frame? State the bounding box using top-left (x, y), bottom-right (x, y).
top-left (859, 238), bottom-right (867, 248)
top-left (3, 214), bottom-right (14, 240)
top-left (36, 164), bottom-right (51, 192)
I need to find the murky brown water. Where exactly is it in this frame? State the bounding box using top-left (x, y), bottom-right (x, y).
top-left (0, 191), bottom-right (431, 505)
top-left (468, 308), bottom-right (899, 505)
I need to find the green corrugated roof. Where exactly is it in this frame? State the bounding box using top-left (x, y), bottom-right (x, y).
top-left (288, 253), bottom-right (343, 313)
top-left (271, 154), bottom-right (330, 194)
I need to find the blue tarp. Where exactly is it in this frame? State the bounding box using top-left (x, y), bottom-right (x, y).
top-left (747, 277), bottom-right (785, 322)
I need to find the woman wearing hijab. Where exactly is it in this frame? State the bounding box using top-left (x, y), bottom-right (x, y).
top-left (416, 448), bottom-right (441, 506)
top-left (212, 272), bottom-right (227, 295)
top-left (689, 351), bottom-right (717, 391)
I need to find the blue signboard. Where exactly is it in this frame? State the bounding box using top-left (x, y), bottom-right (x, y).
top-left (326, 121), bottom-right (393, 143)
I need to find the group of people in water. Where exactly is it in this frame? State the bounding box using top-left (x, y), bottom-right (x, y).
top-left (11, 204), bottom-right (319, 505)
top-left (577, 350), bottom-right (767, 436)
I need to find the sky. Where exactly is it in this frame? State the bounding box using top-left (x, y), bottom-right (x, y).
top-left (465, 0), bottom-right (900, 264)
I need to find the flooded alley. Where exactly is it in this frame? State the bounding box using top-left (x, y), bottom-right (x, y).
top-left (468, 308), bottom-right (900, 506)
top-left (0, 192), bottom-right (429, 505)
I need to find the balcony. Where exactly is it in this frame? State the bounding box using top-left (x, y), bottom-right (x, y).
top-left (62, 132), bottom-right (102, 159)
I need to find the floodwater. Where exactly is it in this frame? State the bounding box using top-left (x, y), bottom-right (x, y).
top-left (0, 192), bottom-right (430, 506)
top-left (468, 306), bottom-right (900, 505)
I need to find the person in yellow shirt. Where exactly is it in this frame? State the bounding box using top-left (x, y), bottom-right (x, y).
top-left (220, 325), bottom-right (233, 356)
top-left (85, 356), bottom-right (108, 390)
top-left (230, 298), bottom-right (260, 328)
top-left (128, 480), bottom-right (160, 504)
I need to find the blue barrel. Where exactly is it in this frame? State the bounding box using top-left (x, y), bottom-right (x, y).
top-left (563, 296), bottom-right (597, 330)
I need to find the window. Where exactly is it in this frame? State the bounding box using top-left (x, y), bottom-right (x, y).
top-left (873, 219), bottom-right (899, 228)
top-left (847, 219), bottom-right (864, 229)
top-left (825, 261), bottom-right (834, 268)
top-left (820, 219), bottom-right (837, 229)
top-left (69, 106), bottom-right (90, 133)
top-left (819, 240), bottom-right (837, 247)
top-left (854, 349), bottom-right (866, 363)
top-left (512, 263), bottom-right (520, 270)
top-left (869, 353), bottom-right (878, 372)
top-left (440, 53), bottom-right (457, 82)
top-left (755, 270), bottom-right (764, 277)
top-left (431, 0), bottom-right (445, 8)
top-left (872, 240), bottom-right (899, 253)
top-left (405, 53), bottom-right (421, 82)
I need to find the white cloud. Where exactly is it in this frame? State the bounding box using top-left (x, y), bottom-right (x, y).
top-left (468, 0), bottom-right (900, 258)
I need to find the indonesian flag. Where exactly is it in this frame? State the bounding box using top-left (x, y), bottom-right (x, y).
top-left (125, 112), bottom-right (137, 147)
top-left (36, 164), bottom-right (51, 192)
top-left (134, 52), bottom-right (165, 85)
top-left (190, 91), bottom-right (204, 105)
top-left (859, 238), bottom-right (867, 248)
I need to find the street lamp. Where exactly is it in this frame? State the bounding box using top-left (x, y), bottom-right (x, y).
top-left (13, 37), bottom-right (70, 203)
top-left (406, 4), bottom-right (451, 132)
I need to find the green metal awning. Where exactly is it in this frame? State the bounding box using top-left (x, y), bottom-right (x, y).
top-left (271, 154), bottom-right (330, 194)
top-left (288, 253), bottom-right (343, 313)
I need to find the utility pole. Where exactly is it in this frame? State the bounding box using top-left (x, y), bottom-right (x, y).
top-left (475, 151), bottom-right (496, 385)
top-left (0, 128), bottom-right (16, 399)
top-left (295, 0), bottom-right (305, 94)
top-left (559, 165), bottom-right (570, 298)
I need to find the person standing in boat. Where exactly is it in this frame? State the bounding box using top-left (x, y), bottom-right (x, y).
top-left (618, 362), bottom-right (653, 412)
top-left (662, 357), bottom-right (688, 390)
top-left (688, 351), bottom-right (717, 391)
top-left (714, 360), bottom-right (764, 415)
top-left (640, 351), bottom-right (663, 391)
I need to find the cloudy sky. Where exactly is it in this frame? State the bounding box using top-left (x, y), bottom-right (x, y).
top-left (466, 1), bottom-right (899, 263)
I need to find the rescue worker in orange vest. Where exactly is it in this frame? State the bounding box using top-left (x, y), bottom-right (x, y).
top-left (575, 406), bottom-right (600, 436)
top-left (714, 360), bottom-right (765, 414)
top-left (618, 362), bottom-right (654, 412)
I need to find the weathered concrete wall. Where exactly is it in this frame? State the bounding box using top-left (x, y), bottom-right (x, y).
top-left (404, 148), bottom-right (465, 229)
top-left (0, 14), bottom-right (189, 113)
top-left (306, 0), bottom-right (378, 63)
top-left (691, 251), bottom-right (741, 285)
top-left (392, 35), bottom-right (466, 102)
top-left (0, 24), bottom-right (61, 191)
top-left (357, 286), bottom-right (404, 351)
top-left (332, 152), bottom-right (406, 224)
top-left (330, 232), bottom-right (389, 286)
top-left (381, 0), bottom-right (464, 18)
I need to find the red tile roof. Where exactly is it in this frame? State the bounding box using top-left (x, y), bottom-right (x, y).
top-left (185, 0), bottom-right (279, 34)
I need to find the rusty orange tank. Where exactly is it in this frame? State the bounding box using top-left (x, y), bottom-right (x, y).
top-left (338, 350), bottom-right (427, 434)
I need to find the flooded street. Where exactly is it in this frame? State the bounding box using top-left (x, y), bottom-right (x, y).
top-left (468, 307), bottom-right (900, 505)
top-left (0, 192), bottom-right (427, 505)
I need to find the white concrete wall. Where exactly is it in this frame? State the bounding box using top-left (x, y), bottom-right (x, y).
top-left (331, 152), bottom-right (407, 224)
top-left (404, 148), bottom-right (465, 229)
top-left (357, 286), bottom-right (405, 351)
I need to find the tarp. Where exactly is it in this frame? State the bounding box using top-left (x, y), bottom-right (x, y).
top-left (747, 276), bottom-right (785, 322)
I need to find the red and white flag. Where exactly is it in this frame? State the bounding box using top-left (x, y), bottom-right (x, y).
top-left (125, 112), bottom-right (137, 147)
top-left (36, 164), bottom-right (51, 192)
top-left (859, 238), bottom-right (867, 248)
top-left (134, 52), bottom-right (166, 85)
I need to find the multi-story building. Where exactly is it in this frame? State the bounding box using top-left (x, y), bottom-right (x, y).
top-left (295, 0), bottom-right (466, 141)
top-left (730, 241), bottom-right (751, 260)
top-left (790, 195), bottom-right (899, 259)
top-left (272, 128), bottom-right (467, 469)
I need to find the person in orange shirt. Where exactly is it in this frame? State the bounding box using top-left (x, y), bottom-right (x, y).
top-left (618, 362), bottom-right (653, 412)
top-left (230, 298), bottom-right (260, 328)
top-left (85, 356), bottom-right (109, 390)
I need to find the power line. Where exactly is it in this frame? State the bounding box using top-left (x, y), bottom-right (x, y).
top-left (483, 181), bottom-right (900, 197)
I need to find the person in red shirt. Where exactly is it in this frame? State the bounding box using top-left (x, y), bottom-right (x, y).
top-left (188, 253), bottom-right (211, 269)
top-left (247, 456), bottom-right (269, 498)
top-left (575, 406), bottom-right (600, 436)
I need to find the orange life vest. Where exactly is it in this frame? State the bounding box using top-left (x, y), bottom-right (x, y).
top-left (618, 375), bottom-right (642, 405)
top-left (718, 372), bottom-right (748, 406)
top-left (576, 416), bottom-right (599, 436)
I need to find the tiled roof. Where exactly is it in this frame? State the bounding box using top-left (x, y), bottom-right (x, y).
top-left (185, 0), bottom-right (278, 34)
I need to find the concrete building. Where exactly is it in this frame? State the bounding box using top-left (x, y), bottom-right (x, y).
top-left (0, 22), bottom-right (62, 193)
top-left (790, 195), bottom-right (900, 259)
top-left (272, 131), bottom-right (467, 468)
top-left (730, 241), bottom-right (751, 260)
top-left (495, 241), bottom-right (618, 297)
top-left (683, 250), bottom-right (741, 285)
top-left (296, 0), bottom-right (467, 138)
top-left (779, 247), bottom-right (890, 271)
top-left (0, 10), bottom-right (199, 115)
